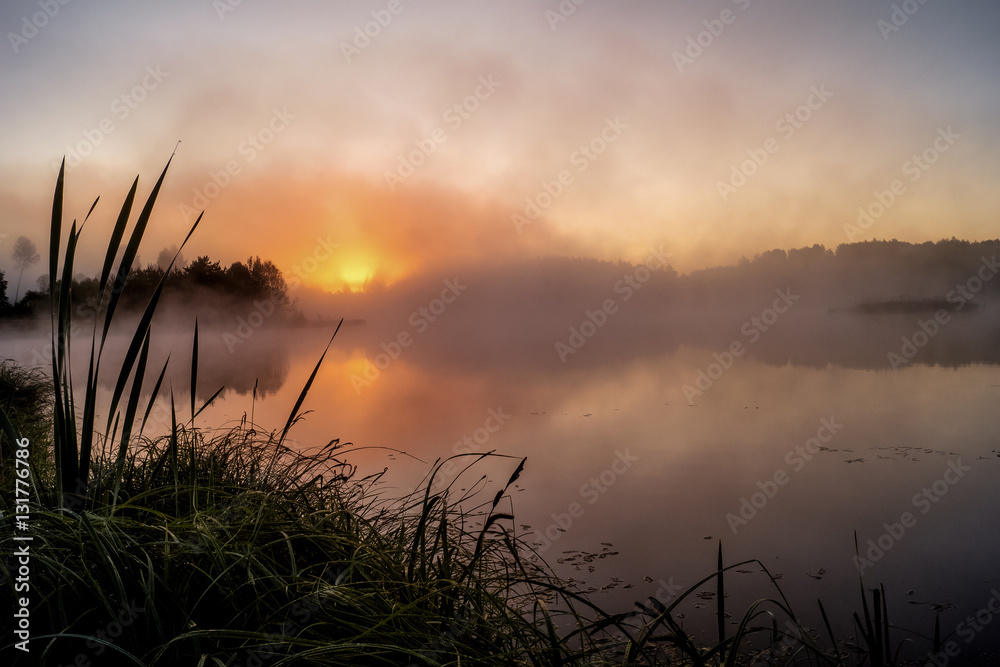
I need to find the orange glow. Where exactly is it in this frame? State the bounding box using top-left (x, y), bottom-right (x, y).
top-left (344, 353), bottom-right (372, 379)
top-left (338, 256), bottom-right (376, 292)
top-left (320, 249), bottom-right (415, 292)
top-left (311, 244), bottom-right (421, 293)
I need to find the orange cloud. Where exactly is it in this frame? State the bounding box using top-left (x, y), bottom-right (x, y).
top-left (167, 164), bottom-right (585, 293)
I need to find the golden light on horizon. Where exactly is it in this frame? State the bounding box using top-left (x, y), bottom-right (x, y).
top-left (313, 241), bottom-right (422, 293)
top-left (303, 244), bottom-right (420, 293)
top-left (304, 244), bottom-right (383, 293)
top-left (339, 261), bottom-right (375, 292)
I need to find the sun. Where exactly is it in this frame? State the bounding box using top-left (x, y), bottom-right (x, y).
top-left (339, 261), bottom-right (375, 291)
top-left (302, 242), bottom-right (412, 293)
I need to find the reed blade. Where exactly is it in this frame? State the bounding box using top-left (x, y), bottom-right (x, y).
top-left (97, 176), bottom-right (138, 310)
top-left (101, 158), bottom-right (173, 352)
top-left (278, 319), bottom-right (343, 447)
top-left (193, 386), bottom-right (225, 421)
top-left (111, 328), bottom-right (153, 511)
top-left (717, 540), bottom-right (726, 651)
top-left (190, 318), bottom-right (199, 423)
top-left (55, 221), bottom-right (81, 501)
top-left (139, 355), bottom-right (170, 437)
top-left (105, 212), bottom-right (203, 439)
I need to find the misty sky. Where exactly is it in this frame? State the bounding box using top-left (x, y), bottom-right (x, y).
top-left (1, 0), bottom-right (998, 291)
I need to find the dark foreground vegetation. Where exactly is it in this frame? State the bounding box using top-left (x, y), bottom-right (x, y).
top-left (0, 158), bottom-right (973, 665)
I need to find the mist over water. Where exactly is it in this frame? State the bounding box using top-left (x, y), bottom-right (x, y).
top-left (4, 248), bottom-right (999, 653)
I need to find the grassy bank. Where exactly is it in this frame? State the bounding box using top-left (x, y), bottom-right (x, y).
top-left (0, 158), bottom-right (951, 665)
top-left (2, 419), bottom-right (597, 665)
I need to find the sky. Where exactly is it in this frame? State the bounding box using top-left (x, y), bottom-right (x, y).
top-left (1, 0), bottom-right (999, 292)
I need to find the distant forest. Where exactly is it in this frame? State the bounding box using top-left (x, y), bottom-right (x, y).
top-left (2, 237), bottom-right (998, 325)
top-left (0, 254), bottom-right (295, 321)
top-left (679, 238), bottom-right (1000, 309)
top-left (516, 237), bottom-right (1000, 309)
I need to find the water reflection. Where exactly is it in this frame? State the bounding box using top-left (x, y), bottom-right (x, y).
top-left (192, 326), bottom-right (997, 655)
top-left (3, 303), bottom-right (999, 655)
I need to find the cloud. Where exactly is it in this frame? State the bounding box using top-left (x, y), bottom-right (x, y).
top-left (166, 165), bottom-right (586, 290)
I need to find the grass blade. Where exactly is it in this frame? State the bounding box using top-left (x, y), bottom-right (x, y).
top-left (190, 318), bottom-right (199, 423)
top-left (278, 320), bottom-right (343, 447)
top-left (111, 328), bottom-right (153, 511)
top-left (97, 176), bottom-right (138, 314)
top-left (55, 221), bottom-right (81, 503)
top-left (101, 157), bottom-right (173, 354)
top-left (718, 540), bottom-right (726, 652)
top-left (193, 386), bottom-right (225, 421)
top-left (139, 355), bottom-right (170, 437)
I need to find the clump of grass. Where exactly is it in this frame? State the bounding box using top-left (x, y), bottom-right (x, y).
top-left (0, 359), bottom-right (54, 491)
top-left (8, 422), bottom-right (593, 665)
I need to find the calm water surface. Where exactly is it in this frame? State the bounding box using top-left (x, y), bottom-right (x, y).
top-left (6, 316), bottom-right (999, 655)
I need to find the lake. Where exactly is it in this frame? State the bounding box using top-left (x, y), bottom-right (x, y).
top-left (5, 300), bottom-right (999, 658)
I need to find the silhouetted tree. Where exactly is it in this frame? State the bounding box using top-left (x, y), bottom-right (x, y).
top-left (183, 256), bottom-right (226, 289)
top-left (225, 260), bottom-right (254, 295)
top-left (0, 269), bottom-right (9, 314)
top-left (245, 256), bottom-right (289, 303)
top-left (156, 245), bottom-right (186, 271)
top-left (119, 265), bottom-right (166, 309)
top-left (12, 236), bottom-right (40, 303)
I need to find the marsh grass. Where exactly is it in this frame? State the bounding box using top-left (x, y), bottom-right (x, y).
top-left (13, 426), bottom-right (597, 665)
top-left (0, 157), bottom-right (951, 665)
top-left (0, 360), bottom-right (54, 490)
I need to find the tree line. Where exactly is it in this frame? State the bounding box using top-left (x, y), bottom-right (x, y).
top-left (0, 243), bottom-right (293, 321)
